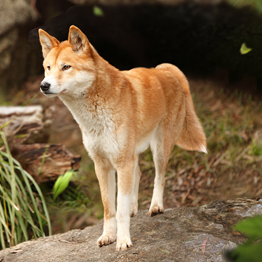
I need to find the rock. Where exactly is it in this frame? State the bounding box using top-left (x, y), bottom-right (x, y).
top-left (0, 198), bottom-right (261, 262)
top-left (0, 0), bottom-right (34, 35)
top-left (0, 0), bottom-right (36, 92)
top-left (0, 29), bottom-right (18, 71)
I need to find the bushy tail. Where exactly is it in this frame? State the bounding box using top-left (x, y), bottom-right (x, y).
top-left (157, 63), bottom-right (207, 153)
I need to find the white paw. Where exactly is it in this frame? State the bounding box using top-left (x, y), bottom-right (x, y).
top-left (116, 238), bottom-right (133, 251)
top-left (97, 234), bottom-right (116, 247)
top-left (130, 203), bottom-right (138, 217)
top-left (148, 204), bottom-right (164, 216)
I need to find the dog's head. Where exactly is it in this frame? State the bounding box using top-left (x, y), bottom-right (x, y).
top-left (39, 26), bottom-right (96, 98)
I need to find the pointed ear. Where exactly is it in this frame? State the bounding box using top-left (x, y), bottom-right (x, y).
top-left (68, 25), bottom-right (89, 53)
top-left (38, 29), bottom-right (60, 58)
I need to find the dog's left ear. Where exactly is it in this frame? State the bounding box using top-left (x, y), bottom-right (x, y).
top-left (68, 25), bottom-right (89, 53)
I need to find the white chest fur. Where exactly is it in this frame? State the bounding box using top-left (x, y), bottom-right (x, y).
top-left (60, 96), bottom-right (119, 159)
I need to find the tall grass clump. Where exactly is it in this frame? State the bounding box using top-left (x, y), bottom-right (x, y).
top-left (0, 131), bottom-right (51, 249)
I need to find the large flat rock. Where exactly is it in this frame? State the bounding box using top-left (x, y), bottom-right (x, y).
top-left (0, 198), bottom-right (261, 262)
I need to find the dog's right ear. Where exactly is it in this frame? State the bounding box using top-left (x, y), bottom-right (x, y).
top-left (38, 29), bottom-right (60, 58)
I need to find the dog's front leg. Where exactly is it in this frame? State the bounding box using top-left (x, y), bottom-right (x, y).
top-left (93, 157), bottom-right (117, 247)
top-left (116, 159), bottom-right (136, 251)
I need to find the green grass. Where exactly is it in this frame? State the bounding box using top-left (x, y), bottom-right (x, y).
top-left (0, 131), bottom-right (51, 249)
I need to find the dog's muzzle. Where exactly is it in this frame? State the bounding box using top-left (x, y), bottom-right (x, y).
top-left (40, 82), bottom-right (51, 92)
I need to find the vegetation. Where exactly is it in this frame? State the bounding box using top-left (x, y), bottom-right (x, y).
top-left (225, 216), bottom-right (262, 262)
top-left (227, 0), bottom-right (262, 13)
top-left (42, 178), bottom-right (95, 233)
top-left (0, 131), bottom-right (51, 249)
top-left (53, 170), bottom-right (75, 200)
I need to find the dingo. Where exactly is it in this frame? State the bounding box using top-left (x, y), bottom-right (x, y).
top-left (39, 25), bottom-right (206, 251)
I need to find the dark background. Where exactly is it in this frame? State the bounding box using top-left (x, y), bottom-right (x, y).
top-left (25, 0), bottom-right (262, 95)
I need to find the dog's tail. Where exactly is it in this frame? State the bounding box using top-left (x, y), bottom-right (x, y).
top-left (157, 63), bottom-right (207, 153)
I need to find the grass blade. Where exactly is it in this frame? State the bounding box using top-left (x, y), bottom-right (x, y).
top-left (0, 131), bottom-right (51, 248)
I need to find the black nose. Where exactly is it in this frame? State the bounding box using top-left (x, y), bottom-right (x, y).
top-left (40, 82), bottom-right (50, 92)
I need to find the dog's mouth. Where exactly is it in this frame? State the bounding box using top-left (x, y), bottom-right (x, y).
top-left (44, 91), bottom-right (57, 95)
top-left (40, 88), bottom-right (67, 96)
top-left (41, 90), bottom-right (58, 97)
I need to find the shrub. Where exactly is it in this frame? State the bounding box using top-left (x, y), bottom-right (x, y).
top-left (225, 216), bottom-right (262, 262)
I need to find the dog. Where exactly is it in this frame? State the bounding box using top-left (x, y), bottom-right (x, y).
top-left (39, 25), bottom-right (207, 251)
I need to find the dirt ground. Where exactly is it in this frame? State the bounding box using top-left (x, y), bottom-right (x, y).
top-left (7, 73), bottom-right (262, 233)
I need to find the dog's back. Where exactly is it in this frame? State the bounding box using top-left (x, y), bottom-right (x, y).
top-left (121, 64), bottom-right (206, 154)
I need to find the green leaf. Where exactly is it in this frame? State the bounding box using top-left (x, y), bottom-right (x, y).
top-left (14, 134), bottom-right (27, 139)
top-left (0, 120), bottom-right (12, 130)
top-left (240, 43), bottom-right (252, 55)
top-left (226, 216), bottom-right (262, 262)
top-left (159, 248), bottom-right (170, 254)
top-left (22, 94), bottom-right (39, 107)
top-left (53, 175), bottom-right (63, 196)
top-left (93, 6), bottom-right (104, 16)
top-left (229, 241), bottom-right (262, 262)
top-left (53, 170), bottom-right (75, 200)
top-left (234, 216), bottom-right (262, 239)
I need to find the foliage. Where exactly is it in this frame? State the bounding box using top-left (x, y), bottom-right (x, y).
top-left (53, 170), bottom-right (75, 200)
top-left (93, 6), bottom-right (104, 16)
top-left (0, 131), bottom-right (51, 249)
top-left (44, 179), bottom-right (96, 233)
top-left (227, 0), bottom-right (262, 13)
top-left (240, 43), bottom-right (252, 55)
top-left (225, 216), bottom-right (262, 262)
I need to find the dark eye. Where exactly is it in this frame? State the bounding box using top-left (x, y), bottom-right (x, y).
top-left (47, 66), bottom-right (50, 70)
top-left (62, 65), bottom-right (71, 71)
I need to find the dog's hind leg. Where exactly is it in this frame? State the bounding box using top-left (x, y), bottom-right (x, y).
top-left (148, 73), bottom-right (186, 216)
top-left (130, 157), bottom-right (141, 217)
top-left (149, 106), bottom-right (185, 216)
top-left (149, 128), bottom-right (172, 216)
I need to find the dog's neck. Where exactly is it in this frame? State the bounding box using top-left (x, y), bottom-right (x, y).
top-left (58, 51), bottom-right (123, 134)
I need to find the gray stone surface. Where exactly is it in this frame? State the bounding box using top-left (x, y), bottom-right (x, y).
top-left (0, 198), bottom-right (261, 262)
top-left (0, 29), bottom-right (18, 71)
top-left (0, 0), bottom-right (34, 35)
top-left (0, 0), bottom-right (36, 91)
